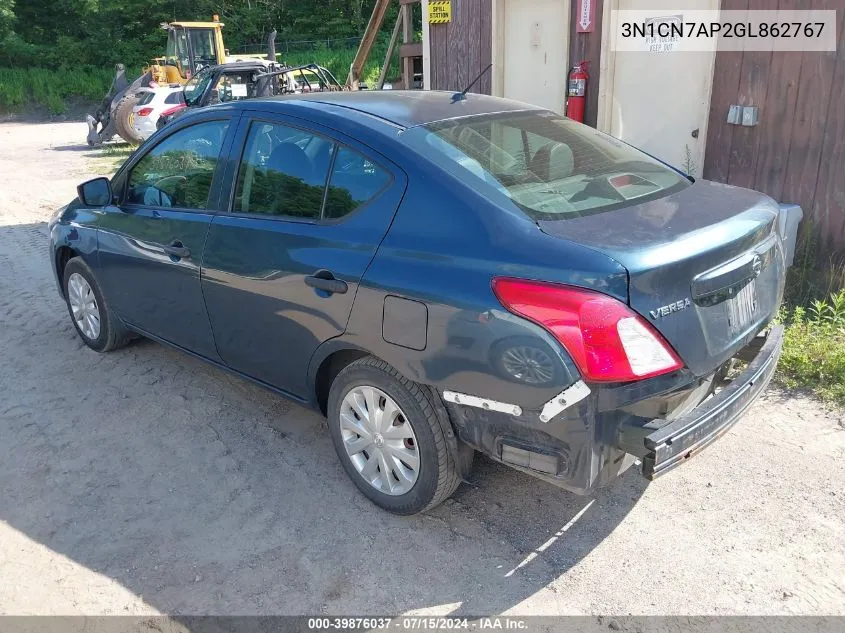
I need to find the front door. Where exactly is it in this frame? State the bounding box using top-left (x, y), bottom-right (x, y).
top-left (97, 117), bottom-right (233, 359)
top-left (200, 116), bottom-right (406, 399)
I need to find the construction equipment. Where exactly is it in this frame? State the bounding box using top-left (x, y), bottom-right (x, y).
top-left (87, 16), bottom-right (259, 146)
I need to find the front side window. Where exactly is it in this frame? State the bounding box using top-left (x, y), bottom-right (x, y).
top-left (126, 120), bottom-right (229, 209)
top-left (183, 66), bottom-right (213, 106)
top-left (165, 29), bottom-right (191, 78)
top-left (233, 122), bottom-right (333, 218)
top-left (403, 111), bottom-right (689, 220)
top-left (188, 28), bottom-right (218, 69)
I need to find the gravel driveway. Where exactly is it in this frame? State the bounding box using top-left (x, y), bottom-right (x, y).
top-left (0, 120), bottom-right (843, 617)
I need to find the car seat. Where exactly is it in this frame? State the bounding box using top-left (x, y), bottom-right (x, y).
top-left (530, 142), bottom-right (575, 181)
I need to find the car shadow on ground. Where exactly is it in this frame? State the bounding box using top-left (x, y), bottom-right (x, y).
top-left (0, 220), bottom-right (648, 616)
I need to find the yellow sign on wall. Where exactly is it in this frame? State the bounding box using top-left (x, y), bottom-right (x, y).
top-left (428, 0), bottom-right (451, 24)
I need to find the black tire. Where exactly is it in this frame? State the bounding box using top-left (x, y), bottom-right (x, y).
top-left (327, 356), bottom-right (461, 515)
top-left (113, 94), bottom-right (143, 145)
top-left (62, 257), bottom-right (131, 353)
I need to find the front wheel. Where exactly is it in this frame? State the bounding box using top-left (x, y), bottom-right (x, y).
top-left (327, 357), bottom-right (461, 514)
top-left (63, 257), bottom-right (131, 353)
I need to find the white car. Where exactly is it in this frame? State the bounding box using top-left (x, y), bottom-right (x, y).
top-left (131, 86), bottom-right (185, 140)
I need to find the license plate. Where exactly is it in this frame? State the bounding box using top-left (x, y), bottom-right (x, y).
top-left (727, 280), bottom-right (758, 335)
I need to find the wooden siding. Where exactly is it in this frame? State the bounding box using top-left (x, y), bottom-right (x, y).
top-left (568, 0), bottom-right (604, 127)
top-left (704, 0), bottom-right (845, 250)
top-left (429, 0), bottom-right (493, 94)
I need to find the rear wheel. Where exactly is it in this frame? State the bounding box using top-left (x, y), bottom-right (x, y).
top-left (113, 95), bottom-right (143, 145)
top-left (327, 356), bottom-right (461, 514)
top-left (63, 257), bottom-right (131, 353)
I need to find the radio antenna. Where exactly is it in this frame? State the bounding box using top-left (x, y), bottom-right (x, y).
top-left (451, 64), bottom-right (493, 103)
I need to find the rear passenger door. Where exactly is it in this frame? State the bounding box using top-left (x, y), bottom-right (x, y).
top-left (200, 115), bottom-right (407, 399)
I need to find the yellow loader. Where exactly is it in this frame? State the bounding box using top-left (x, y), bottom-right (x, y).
top-left (87, 17), bottom-right (265, 145)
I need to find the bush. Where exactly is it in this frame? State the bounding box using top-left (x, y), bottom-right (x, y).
top-left (777, 290), bottom-right (845, 406)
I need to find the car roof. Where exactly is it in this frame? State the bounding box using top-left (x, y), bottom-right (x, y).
top-left (234, 90), bottom-right (543, 129)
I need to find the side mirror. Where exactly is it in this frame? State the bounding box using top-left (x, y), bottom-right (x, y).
top-left (77, 177), bottom-right (113, 207)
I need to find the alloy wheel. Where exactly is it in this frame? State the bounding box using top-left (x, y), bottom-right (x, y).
top-left (67, 272), bottom-right (101, 340)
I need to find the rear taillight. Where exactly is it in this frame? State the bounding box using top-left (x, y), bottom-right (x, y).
top-left (137, 107), bottom-right (154, 117)
top-left (492, 278), bottom-right (683, 382)
top-left (161, 105), bottom-right (185, 117)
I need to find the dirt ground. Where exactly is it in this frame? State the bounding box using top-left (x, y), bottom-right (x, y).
top-left (0, 120), bottom-right (843, 617)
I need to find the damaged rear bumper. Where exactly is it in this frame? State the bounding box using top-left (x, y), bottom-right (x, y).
top-left (442, 325), bottom-right (783, 495)
top-left (642, 325), bottom-right (783, 479)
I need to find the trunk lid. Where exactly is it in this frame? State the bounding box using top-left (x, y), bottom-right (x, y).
top-left (538, 179), bottom-right (786, 377)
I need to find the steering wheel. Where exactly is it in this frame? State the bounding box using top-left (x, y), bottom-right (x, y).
top-left (144, 175), bottom-right (186, 207)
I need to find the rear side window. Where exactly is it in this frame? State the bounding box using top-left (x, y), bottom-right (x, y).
top-left (125, 120), bottom-right (229, 209)
top-left (234, 122), bottom-right (333, 218)
top-left (404, 112), bottom-right (689, 220)
top-left (233, 121), bottom-right (390, 220)
top-left (324, 147), bottom-right (390, 219)
top-left (164, 92), bottom-right (184, 105)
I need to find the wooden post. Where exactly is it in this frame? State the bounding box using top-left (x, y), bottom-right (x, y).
top-left (377, 11), bottom-right (404, 89)
top-left (347, 0), bottom-right (392, 89)
top-left (401, 3), bottom-right (414, 89)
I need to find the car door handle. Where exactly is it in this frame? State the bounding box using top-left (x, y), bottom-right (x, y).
top-left (162, 241), bottom-right (191, 259)
top-left (304, 270), bottom-right (348, 294)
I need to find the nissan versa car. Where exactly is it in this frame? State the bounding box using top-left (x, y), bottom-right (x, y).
top-left (50, 92), bottom-right (801, 515)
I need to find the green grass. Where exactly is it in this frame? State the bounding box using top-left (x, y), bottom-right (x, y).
top-left (776, 291), bottom-right (845, 406)
top-left (0, 66), bottom-right (118, 114)
top-left (775, 223), bottom-right (845, 406)
top-left (92, 143), bottom-right (138, 174)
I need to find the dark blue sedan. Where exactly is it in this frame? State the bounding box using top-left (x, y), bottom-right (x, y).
top-left (50, 91), bottom-right (799, 514)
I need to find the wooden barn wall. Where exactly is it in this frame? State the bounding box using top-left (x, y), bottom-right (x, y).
top-left (429, 0), bottom-right (493, 94)
top-left (704, 0), bottom-right (845, 251)
top-left (568, 0), bottom-right (604, 127)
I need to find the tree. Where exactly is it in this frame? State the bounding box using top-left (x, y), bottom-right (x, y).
top-left (0, 0), bottom-right (15, 39)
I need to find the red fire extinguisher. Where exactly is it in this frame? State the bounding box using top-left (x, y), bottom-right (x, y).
top-left (566, 61), bottom-right (589, 123)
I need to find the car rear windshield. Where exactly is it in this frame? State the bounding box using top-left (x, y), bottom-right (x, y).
top-left (404, 111), bottom-right (690, 221)
top-left (136, 91), bottom-right (155, 106)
